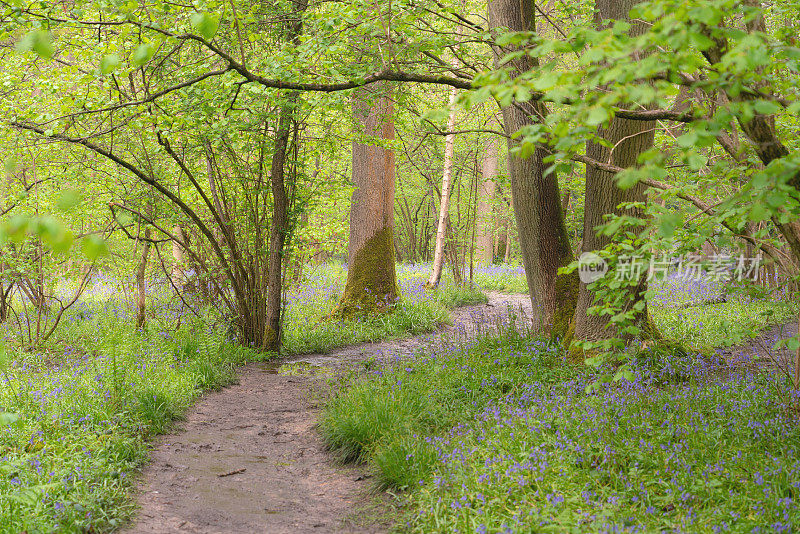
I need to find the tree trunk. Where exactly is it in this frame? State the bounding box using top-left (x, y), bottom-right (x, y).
top-left (171, 225), bottom-right (186, 288)
top-left (263, 0), bottom-right (308, 350)
top-left (476, 138), bottom-right (498, 265)
top-left (336, 79), bottom-right (399, 316)
top-left (488, 0), bottom-right (578, 337)
top-left (504, 219), bottom-right (512, 263)
top-left (136, 228), bottom-right (152, 329)
top-left (262, 95), bottom-right (296, 351)
top-left (573, 0), bottom-right (656, 343)
top-left (428, 84), bottom-right (459, 287)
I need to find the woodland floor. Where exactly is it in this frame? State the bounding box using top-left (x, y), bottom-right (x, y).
top-left (124, 292), bottom-right (797, 533)
top-left (124, 291), bottom-right (532, 534)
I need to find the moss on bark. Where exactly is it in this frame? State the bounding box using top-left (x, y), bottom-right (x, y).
top-left (334, 227), bottom-right (400, 318)
top-left (551, 268), bottom-right (580, 342)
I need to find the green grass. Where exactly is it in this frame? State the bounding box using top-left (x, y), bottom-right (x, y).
top-left (321, 328), bottom-right (800, 533)
top-left (473, 264), bottom-right (528, 294)
top-left (0, 264), bottom-right (485, 532)
top-left (281, 263), bottom-right (486, 354)
top-left (0, 313), bottom-right (255, 532)
top-left (651, 298), bottom-right (798, 351)
top-left (320, 331), bottom-right (572, 489)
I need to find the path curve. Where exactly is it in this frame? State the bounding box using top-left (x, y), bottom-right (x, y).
top-left (125, 291), bottom-right (533, 534)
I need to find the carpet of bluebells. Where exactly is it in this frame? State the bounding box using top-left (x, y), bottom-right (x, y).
top-left (323, 329), bottom-right (800, 533)
top-left (0, 264), bottom-right (795, 531)
top-left (469, 263), bottom-right (797, 350)
top-left (0, 312), bottom-right (247, 532)
top-left (0, 265), bottom-right (483, 531)
top-left (648, 275), bottom-right (796, 350)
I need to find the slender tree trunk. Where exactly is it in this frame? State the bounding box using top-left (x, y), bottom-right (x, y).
top-left (136, 228), bottom-right (152, 329)
top-left (262, 0), bottom-right (309, 349)
top-left (445, 218), bottom-right (463, 284)
top-left (336, 79), bottom-right (399, 315)
top-left (504, 219), bottom-right (512, 263)
top-left (573, 0), bottom-right (656, 343)
top-left (171, 225), bottom-right (186, 288)
top-left (263, 95), bottom-right (296, 351)
top-left (489, 0), bottom-right (578, 336)
top-left (476, 138), bottom-right (498, 265)
top-left (428, 85), bottom-right (459, 287)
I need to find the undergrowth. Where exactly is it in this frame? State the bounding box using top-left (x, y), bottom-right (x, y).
top-left (0, 263), bottom-right (486, 532)
top-left (322, 327), bottom-right (800, 532)
top-left (473, 264), bottom-right (528, 294)
top-left (0, 313), bottom-right (254, 532)
top-left (282, 263), bottom-right (486, 354)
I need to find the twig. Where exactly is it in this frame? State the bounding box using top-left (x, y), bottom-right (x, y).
top-left (218, 468), bottom-right (246, 478)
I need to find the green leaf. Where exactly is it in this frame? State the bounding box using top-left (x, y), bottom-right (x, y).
top-left (686, 151), bottom-right (708, 171)
top-left (586, 106), bottom-right (609, 127)
top-left (584, 354), bottom-right (607, 367)
top-left (615, 168), bottom-right (642, 190)
top-left (4, 156), bottom-right (18, 174)
top-left (613, 367), bottom-right (635, 382)
top-left (421, 107), bottom-right (449, 123)
top-left (748, 203), bottom-right (769, 221)
top-left (100, 54), bottom-right (121, 74)
top-left (190, 13), bottom-right (220, 40)
top-left (676, 130), bottom-right (698, 148)
top-left (657, 211), bottom-right (683, 238)
top-left (16, 30), bottom-right (54, 59)
top-left (753, 100), bottom-right (780, 115)
top-left (56, 189), bottom-right (82, 211)
top-left (6, 214), bottom-right (29, 243)
top-left (50, 231), bottom-right (74, 255)
top-left (81, 235), bottom-right (109, 260)
top-left (0, 413), bottom-right (19, 426)
top-left (130, 43), bottom-right (155, 67)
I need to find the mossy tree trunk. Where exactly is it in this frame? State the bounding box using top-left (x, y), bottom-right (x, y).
top-left (488, 0), bottom-right (578, 337)
top-left (336, 79), bottom-right (400, 316)
top-left (573, 0), bottom-right (656, 344)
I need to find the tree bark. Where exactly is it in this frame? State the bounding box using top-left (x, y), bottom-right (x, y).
top-left (262, 95), bottom-right (296, 351)
top-left (336, 79), bottom-right (399, 316)
top-left (136, 228), bottom-right (152, 329)
top-left (171, 225), bottom-right (186, 288)
top-left (476, 138), bottom-right (498, 264)
top-left (428, 84), bottom-right (459, 287)
top-left (488, 0), bottom-right (578, 336)
top-left (573, 0), bottom-right (656, 343)
top-left (263, 0), bottom-right (309, 350)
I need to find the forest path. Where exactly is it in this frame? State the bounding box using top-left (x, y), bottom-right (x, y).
top-left (124, 291), bottom-right (533, 534)
top-left (716, 316), bottom-right (799, 372)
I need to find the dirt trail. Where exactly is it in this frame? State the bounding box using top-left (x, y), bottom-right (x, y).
top-left (717, 317), bottom-right (799, 371)
top-left (125, 292), bottom-right (532, 534)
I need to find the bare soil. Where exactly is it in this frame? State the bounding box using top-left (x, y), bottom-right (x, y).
top-left (124, 292), bottom-right (533, 534)
top-left (716, 316), bottom-right (799, 373)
